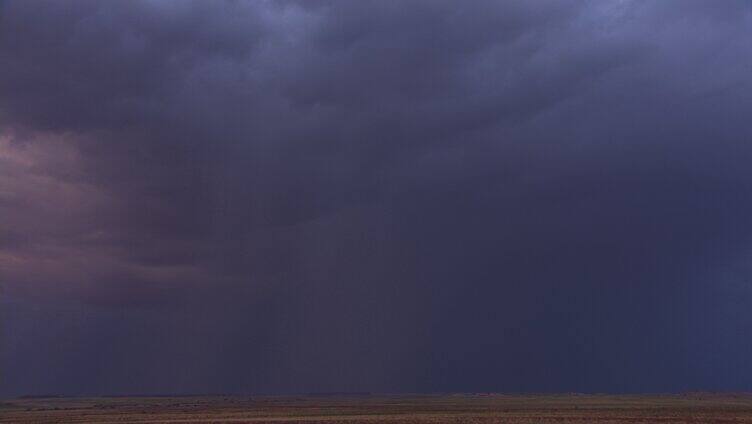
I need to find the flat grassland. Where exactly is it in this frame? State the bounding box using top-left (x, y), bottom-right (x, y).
top-left (3, 393), bottom-right (752, 423)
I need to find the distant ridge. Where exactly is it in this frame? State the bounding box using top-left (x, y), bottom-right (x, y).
top-left (305, 392), bottom-right (373, 397)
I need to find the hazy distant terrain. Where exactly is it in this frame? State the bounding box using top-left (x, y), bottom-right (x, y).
top-left (3, 394), bottom-right (752, 423)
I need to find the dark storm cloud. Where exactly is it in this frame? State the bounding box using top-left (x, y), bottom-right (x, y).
top-left (2, 0), bottom-right (752, 396)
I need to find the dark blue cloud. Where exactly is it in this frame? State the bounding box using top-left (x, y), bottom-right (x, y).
top-left (2, 0), bottom-right (752, 397)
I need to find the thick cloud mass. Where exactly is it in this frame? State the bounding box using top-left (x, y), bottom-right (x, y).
top-left (2, 0), bottom-right (752, 396)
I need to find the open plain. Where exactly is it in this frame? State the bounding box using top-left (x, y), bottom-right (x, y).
top-left (3, 394), bottom-right (752, 424)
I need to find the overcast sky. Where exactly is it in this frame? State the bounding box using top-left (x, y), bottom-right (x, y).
top-left (2, 0), bottom-right (752, 397)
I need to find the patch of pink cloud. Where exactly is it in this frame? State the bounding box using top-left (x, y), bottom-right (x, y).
top-left (0, 133), bottom-right (214, 306)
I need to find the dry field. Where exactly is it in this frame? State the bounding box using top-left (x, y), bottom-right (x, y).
top-left (3, 393), bottom-right (752, 423)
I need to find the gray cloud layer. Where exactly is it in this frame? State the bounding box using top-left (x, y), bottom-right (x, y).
top-left (2, 0), bottom-right (752, 396)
